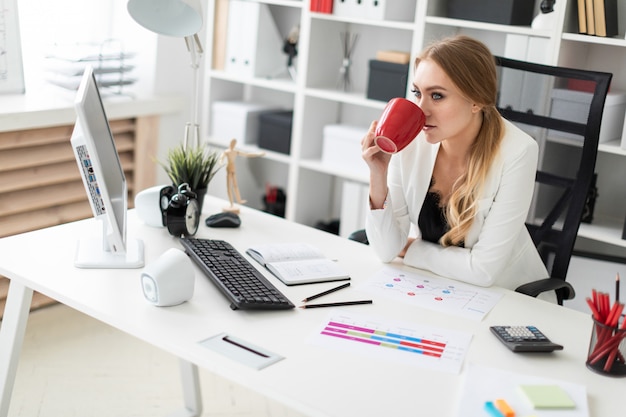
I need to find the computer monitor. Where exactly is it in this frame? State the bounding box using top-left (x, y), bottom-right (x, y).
top-left (70, 65), bottom-right (144, 268)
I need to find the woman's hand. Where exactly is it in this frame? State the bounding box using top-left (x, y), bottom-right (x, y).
top-left (362, 120), bottom-right (392, 210)
top-left (398, 237), bottom-right (416, 258)
top-left (361, 120), bottom-right (392, 173)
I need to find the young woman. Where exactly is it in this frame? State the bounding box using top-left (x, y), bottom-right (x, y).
top-left (362, 35), bottom-right (548, 290)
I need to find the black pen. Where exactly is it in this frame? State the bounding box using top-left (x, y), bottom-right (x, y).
top-left (302, 282), bottom-right (351, 302)
top-left (298, 300), bottom-right (373, 309)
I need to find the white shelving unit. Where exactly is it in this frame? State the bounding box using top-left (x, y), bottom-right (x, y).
top-left (201, 0), bottom-right (626, 255)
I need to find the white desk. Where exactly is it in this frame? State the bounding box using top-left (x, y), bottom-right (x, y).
top-left (0, 196), bottom-right (621, 416)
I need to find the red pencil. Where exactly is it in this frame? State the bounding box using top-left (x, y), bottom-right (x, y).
top-left (586, 297), bottom-right (601, 321)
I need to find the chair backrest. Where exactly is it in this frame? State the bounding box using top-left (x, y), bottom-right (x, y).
top-left (494, 56), bottom-right (612, 302)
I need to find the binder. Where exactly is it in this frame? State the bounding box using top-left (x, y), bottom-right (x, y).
top-left (365, 0), bottom-right (416, 21)
top-left (593, 0), bottom-right (618, 37)
top-left (212, 0), bottom-right (229, 70)
top-left (224, 0), bottom-right (284, 78)
top-left (320, 0), bottom-right (333, 14)
top-left (332, 0), bottom-right (352, 17)
top-left (333, 0), bottom-right (365, 18)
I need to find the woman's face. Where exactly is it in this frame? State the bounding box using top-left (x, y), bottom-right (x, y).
top-left (411, 58), bottom-right (482, 146)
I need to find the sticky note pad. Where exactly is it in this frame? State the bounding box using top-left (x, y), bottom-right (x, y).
top-left (518, 384), bottom-right (576, 409)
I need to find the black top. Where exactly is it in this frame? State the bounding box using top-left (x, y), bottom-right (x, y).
top-left (418, 180), bottom-right (465, 247)
top-left (418, 188), bottom-right (448, 244)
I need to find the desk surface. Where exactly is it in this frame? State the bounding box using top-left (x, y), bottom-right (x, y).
top-left (0, 196), bottom-right (620, 416)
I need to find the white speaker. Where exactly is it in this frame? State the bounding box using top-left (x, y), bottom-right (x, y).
top-left (141, 248), bottom-right (195, 306)
top-left (134, 185), bottom-right (173, 228)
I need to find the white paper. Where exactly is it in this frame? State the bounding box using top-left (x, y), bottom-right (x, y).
top-left (456, 364), bottom-right (589, 417)
top-left (359, 266), bottom-right (503, 321)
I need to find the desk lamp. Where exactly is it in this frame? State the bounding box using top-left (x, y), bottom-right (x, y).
top-left (127, 0), bottom-right (204, 149)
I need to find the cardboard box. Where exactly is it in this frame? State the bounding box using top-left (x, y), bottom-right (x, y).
top-left (258, 111), bottom-right (293, 154)
top-left (447, 0), bottom-right (534, 26)
top-left (210, 101), bottom-right (281, 146)
top-left (550, 89), bottom-right (626, 143)
top-left (367, 60), bottom-right (409, 102)
top-left (322, 124), bottom-right (369, 177)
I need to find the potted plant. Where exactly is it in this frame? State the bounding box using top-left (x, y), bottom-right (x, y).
top-left (159, 143), bottom-right (223, 210)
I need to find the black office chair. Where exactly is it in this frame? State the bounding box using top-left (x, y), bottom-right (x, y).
top-left (495, 57), bottom-right (611, 304)
top-left (350, 57), bottom-right (612, 306)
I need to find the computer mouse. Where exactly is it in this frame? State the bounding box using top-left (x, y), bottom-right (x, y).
top-left (205, 211), bottom-right (241, 228)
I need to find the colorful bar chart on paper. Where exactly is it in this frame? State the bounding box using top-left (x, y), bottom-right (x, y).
top-left (309, 310), bottom-right (472, 374)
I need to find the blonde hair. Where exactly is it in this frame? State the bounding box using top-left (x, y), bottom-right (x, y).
top-left (416, 35), bottom-right (504, 246)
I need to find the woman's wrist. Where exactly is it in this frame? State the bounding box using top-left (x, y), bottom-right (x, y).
top-left (369, 192), bottom-right (388, 210)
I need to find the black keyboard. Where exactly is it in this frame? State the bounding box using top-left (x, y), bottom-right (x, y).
top-left (179, 238), bottom-right (295, 310)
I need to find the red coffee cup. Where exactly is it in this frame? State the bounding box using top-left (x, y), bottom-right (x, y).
top-left (374, 98), bottom-right (425, 154)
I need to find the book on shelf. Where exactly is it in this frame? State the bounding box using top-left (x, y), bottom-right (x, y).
top-left (310, 0), bottom-right (333, 14)
top-left (586, 0), bottom-right (596, 35)
top-left (593, 0), bottom-right (619, 37)
top-left (246, 242), bottom-right (350, 286)
top-left (578, 0), bottom-right (587, 33)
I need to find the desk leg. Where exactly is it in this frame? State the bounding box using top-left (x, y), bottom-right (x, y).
top-left (168, 359), bottom-right (202, 417)
top-left (0, 282), bottom-right (34, 417)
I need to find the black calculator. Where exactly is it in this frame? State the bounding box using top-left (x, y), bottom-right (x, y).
top-left (489, 326), bottom-right (563, 352)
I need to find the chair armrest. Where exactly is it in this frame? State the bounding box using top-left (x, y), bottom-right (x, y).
top-left (348, 229), bottom-right (369, 245)
top-left (515, 278), bottom-right (575, 302)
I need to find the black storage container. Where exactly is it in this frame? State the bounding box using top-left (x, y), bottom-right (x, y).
top-left (258, 111), bottom-right (293, 154)
top-left (447, 0), bottom-right (535, 26)
top-left (367, 60), bottom-right (409, 102)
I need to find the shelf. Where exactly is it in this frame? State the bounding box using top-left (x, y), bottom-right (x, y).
top-left (299, 158), bottom-right (368, 184)
top-left (561, 32), bottom-right (626, 47)
top-left (311, 12), bottom-right (416, 31)
top-left (304, 87), bottom-right (388, 109)
top-left (209, 70), bottom-right (298, 93)
top-left (425, 16), bottom-right (550, 37)
top-left (203, 0), bottom-right (626, 248)
top-left (547, 136), bottom-right (626, 157)
top-left (578, 217), bottom-right (626, 248)
top-left (262, 0), bottom-right (304, 8)
top-left (598, 140), bottom-right (626, 156)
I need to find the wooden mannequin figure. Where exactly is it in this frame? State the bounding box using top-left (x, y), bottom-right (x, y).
top-left (221, 138), bottom-right (265, 213)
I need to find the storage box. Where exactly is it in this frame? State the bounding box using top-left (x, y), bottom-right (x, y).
top-left (367, 60), bottom-right (409, 102)
top-left (210, 101), bottom-right (281, 146)
top-left (447, 0), bottom-right (535, 26)
top-left (258, 111), bottom-right (293, 154)
top-left (322, 124), bottom-right (369, 177)
top-left (333, 0), bottom-right (416, 22)
top-left (550, 89), bottom-right (626, 144)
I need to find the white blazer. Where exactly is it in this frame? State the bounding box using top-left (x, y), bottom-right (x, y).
top-left (366, 118), bottom-right (549, 290)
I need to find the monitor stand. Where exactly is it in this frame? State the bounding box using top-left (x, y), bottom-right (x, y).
top-left (74, 238), bottom-right (144, 269)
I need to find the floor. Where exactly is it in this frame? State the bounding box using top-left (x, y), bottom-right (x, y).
top-left (2, 254), bottom-right (623, 417)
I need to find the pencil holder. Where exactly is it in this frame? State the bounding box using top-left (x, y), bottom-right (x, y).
top-left (586, 317), bottom-right (626, 377)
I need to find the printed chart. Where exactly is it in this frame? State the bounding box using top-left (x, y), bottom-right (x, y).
top-left (359, 267), bottom-right (502, 321)
top-left (309, 310), bottom-right (472, 374)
